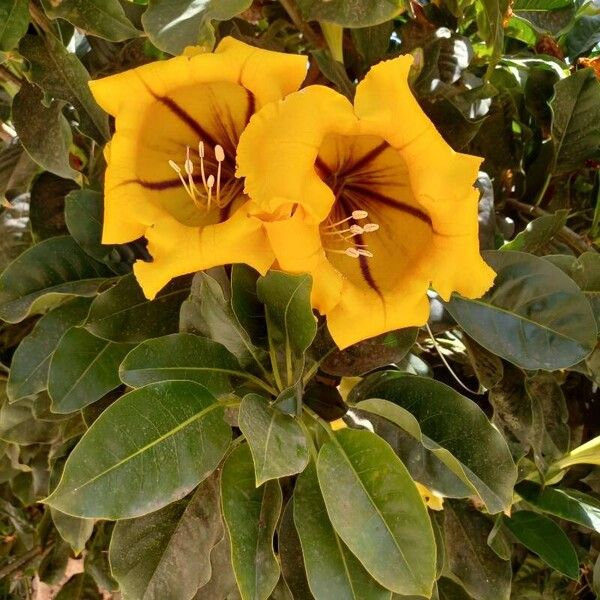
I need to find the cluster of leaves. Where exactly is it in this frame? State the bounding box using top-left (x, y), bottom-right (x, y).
top-left (1, 0), bottom-right (600, 598)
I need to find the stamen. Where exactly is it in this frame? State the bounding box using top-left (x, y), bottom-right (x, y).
top-left (169, 159), bottom-right (194, 198)
top-left (198, 141), bottom-right (208, 190)
top-left (322, 224), bottom-right (364, 237)
top-left (357, 249), bottom-right (374, 257)
top-left (185, 146), bottom-right (200, 201)
top-left (363, 223), bottom-right (380, 233)
top-left (215, 144), bottom-right (224, 206)
top-left (206, 174), bottom-right (215, 211)
top-left (352, 210), bottom-right (368, 220)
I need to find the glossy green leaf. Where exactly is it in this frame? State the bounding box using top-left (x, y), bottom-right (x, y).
top-left (546, 252), bottom-right (600, 329)
top-left (565, 14), bottom-right (600, 58)
top-left (551, 68), bottom-right (600, 174)
top-left (0, 391), bottom-right (62, 445)
top-left (502, 210), bottom-right (569, 253)
top-left (516, 480), bottom-right (600, 532)
top-left (19, 35), bottom-right (109, 144)
top-left (110, 474), bottom-right (222, 600)
top-left (353, 372), bottom-right (517, 513)
top-left (193, 535), bottom-right (239, 599)
top-left (181, 271), bottom-right (270, 374)
top-left (51, 508), bottom-right (94, 556)
top-left (142, 0), bottom-right (252, 55)
top-left (0, 236), bottom-right (112, 323)
top-left (48, 327), bottom-right (133, 413)
top-left (294, 462), bottom-right (391, 600)
top-left (257, 272), bottom-right (317, 387)
top-left (442, 501), bottom-right (511, 600)
top-left (297, 0), bottom-right (404, 26)
top-left (64, 190), bottom-right (130, 275)
top-left (317, 428), bottom-right (436, 596)
top-left (55, 572), bottom-right (101, 600)
top-left (11, 81), bottom-right (78, 180)
top-left (119, 333), bottom-right (254, 396)
top-left (85, 274), bottom-right (190, 343)
top-left (445, 250), bottom-right (597, 370)
top-left (46, 381), bottom-right (231, 519)
top-left (238, 394), bottom-right (309, 485)
top-left (503, 511), bottom-right (579, 579)
top-left (279, 500), bottom-right (314, 600)
top-left (525, 373), bottom-right (569, 471)
top-left (7, 298), bottom-right (91, 402)
top-left (0, 0), bottom-right (29, 51)
top-left (41, 0), bottom-right (140, 41)
top-left (221, 443), bottom-right (282, 600)
top-left (476, 0), bottom-right (509, 62)
top-left (28, 173), bottom-right (75, 242)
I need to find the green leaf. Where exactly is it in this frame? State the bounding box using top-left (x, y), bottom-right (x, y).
top-left (0, 389), bottom-right (62, 445)
top-left (0, 0), bottom-right (29, 51)
top-left (7, 298), bottom-right (91, 402)
top-left (513, 0), bottom-right (573, 9)
top-left (230, 264), bottom-right (267, 345)
top-left (180, 271), bottom-right (269, 373)
top-left (353, 372), bottom-right (517, 513)
top-left (51, 508), bottom-right (94, 556)
top-left (525, 373), bottom-right (569, 472)
top-left (221, 443), bottom-right (282, 600)
top-left (46, 380), bottom-right (231, 519)
top-left (110, 474), bottom-right (222, 600)
top-left (546, 252), bottom-right (600, 329)
top-left (0, 236), bottom-right (112, 323)
top-left (11, 81), bottom-right (78, 180)
top-left (119, 333), bottom-right (257, 396)
top-left (238, 394), bottom-right (309, 486)
top-left (565, 14), bottom-right (600, 58)
top-left (445, 250), bottom-right (598, 370)
top-left (279, 500), bottom-right (314, 600)
top-left (28, 173), bottom-right (76, 242)
top-left (297, 0), bottom-right (405, 26)
top-left (317, 428), bottom-right (436, 596)
top-left (85, 274), bottom-right (190, 343)
top-left (41, 0), bottom-right (140, 41)
top-left (321, 328), bottom-right (417, 377)
top-left (257, 272), bottom-right (317, 388)
top-left (516, 480), bottom-right (600, 532)
top-left (19, 34), bottom-right (109, 144)
top-left (475, 0), bottom-right (510, 63)
top-left (55, 573), bottom-right (101, 600)
top-left (550, 68), bottom-right (600, 175)
top-left (503, 511), bottom-right (579, 579)
top-left (441, 501), bottom-right (511, 600)
top-left (193, 535), bottom-right (239, 599)
top-left (501, 210), bottom-right (569, 253)
top-left (294, 462), bottom-right (391, 600)
top-left (64, 189), bottom-right (130, 275)
top-left (48, 327), bottom-right (133, 413)
top-left (142, 0), bottom-right (253, 55)
top-left (351, 22), bottom-right (393, 71)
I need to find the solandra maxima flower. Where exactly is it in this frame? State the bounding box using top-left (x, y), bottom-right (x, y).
top-left (89, 37), bottom-right (308, 299)
top-left (237, 55), bottom-right (496, 349)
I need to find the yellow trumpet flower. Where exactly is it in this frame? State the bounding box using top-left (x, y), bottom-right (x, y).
top-left (89, 37), bottom-right (308, 299)
top-left (237, 55), bottom-right (496, 348)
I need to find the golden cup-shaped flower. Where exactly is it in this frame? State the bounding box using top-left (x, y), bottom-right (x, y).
top-left (90, 37), bottom-right (308, 299)
top-left (237, 55), bottom-right (496, 349)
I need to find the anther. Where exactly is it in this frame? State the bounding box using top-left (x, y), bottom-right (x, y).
top-left (352, 210), bottom-right (368, 220)
top-left (168, 160), bottom-right (181, 174)
top-left (357, 248), bottom-right (374, 257)
top-left (215, 144), bottom-right (224, 205)
top-left (344, 247), bottom-right (360, 257)
top-left (206, 174), bottom-right (215, 211)
top-left (363, 223), bottom-right (379, 233)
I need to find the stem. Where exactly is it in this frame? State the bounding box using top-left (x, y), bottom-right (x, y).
top-left (239, 372), bottom-right (278, 397)
top-left (29, 2), bottom-right (53, 34)
top-left (0, 544), bottom-right (52, 580)
top-left (505, 197), bottom-right (594, 254)
top-left (279, 0), bottom-right (325, 48)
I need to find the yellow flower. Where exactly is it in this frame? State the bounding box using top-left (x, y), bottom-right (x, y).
top-left (89, 37), bottom-right (308, 299)
top-left (237, 55), bottom-right (495, 348)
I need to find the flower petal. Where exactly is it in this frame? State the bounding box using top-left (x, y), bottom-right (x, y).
top-left (237, 85), bottom-right (359, 222)
top-left (134, 202), bottom-right (274, 299)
